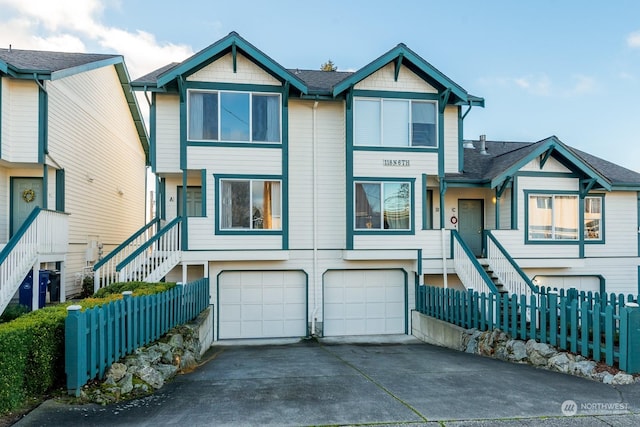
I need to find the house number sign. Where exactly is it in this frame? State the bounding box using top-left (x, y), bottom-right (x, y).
top-left (383, 159), bottom-right (410, 167)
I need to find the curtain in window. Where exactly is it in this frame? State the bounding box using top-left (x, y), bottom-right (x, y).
top-left (355, 183), bottom-right (381, 229)
top-left (383, 183), bottom-right (410, 229)
top-left (554, 196), bottom-right (578, 240)
top-left (252, 95), bottom-right (280, 142)
top-left (221, 181), bottom-right (233, 228)
top-left (529, 195), bottom-right (552, 239)
top-left (354, 100), bottom-right (381, 146)
top-left (262, 181), bottom-right (272, 229)
top-left (189, 92), bottom-right (204, 140)
top-left (383, 100), bottom-right (409, 147)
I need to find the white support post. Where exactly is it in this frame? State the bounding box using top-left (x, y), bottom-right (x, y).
top-left (59, 260), bottom-right (66, 302)
top-left (31, 263), bottom-right (39, 311)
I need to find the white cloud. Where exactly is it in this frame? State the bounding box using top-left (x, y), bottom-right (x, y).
top-left (627, 30), bottom-right (640, 48)
top-left (0, 0), bottom-right (193, 78)
top-left (567, 74), bottom-right (596, 95)
top-left (513, 74), bottom-right (551, 96)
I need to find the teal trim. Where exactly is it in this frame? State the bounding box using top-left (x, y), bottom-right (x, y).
top-left (495, 190), bottom-right (500, 230)
top-left (539, 147), bottom-right (553, 169)
top-left (187, 141), bottom-right (282, 149)
top-left (201, 169), bottom-right (207, 217)
top-left (346, 89), bottom-right (354, 250)
top-left (0, 77), bottom-right (2, 158)
top-left (116, 217), bottom-right (181, 271)
top-left (443, 181), bottom-right (491, 188)
top-left (485, 231), bottom-right (537, 293)
top-left (511, 177), bottom-right (518, 230)
top-left (579, 196), bottom-right (585, 258)
top-left (417, 249), bottom-right (423, 276)
top-left (0, 207), bottom-right (41, 263)
top-left (159, 178), bottom-right (166, 220)
top-left (437, 107), bottom-right (444, 178)
top-left (404, 269), bottom-right (409, 334)
top-left (231, 42), bottom-right (237, 73)
top-left (93, 218), bottom-right (160, 271)
top-left (638, 193), bottom-right (640, 257)
top-left (584, 194), bottom-right (605, 245)
top-left (55, 169), bottom-right (65, 211)
top-left (394, 53), bottom-right (403, 82)
top-left (638, 266), bottom-right (640, 296)
top-left (281, 83), bottom-right (290, 250)
top-left (492, 137), bottom-right (611, 191)
top-left (113, 62), bottom-right (149, 163)
top-left (611, 185), bottom-right (640, 191)
top-left (421, 174), bottom-right (427, 230)
top-left (38, 86), bottom-right (47, 162)
top-left (150, 93), bottom-right (157, 173)
top-left (179, 83), bottom-right (187, 170)
top-left (457, 107), bottom-right (463, 172)
top-left (216, 269), bottom-right (310, 339)
top-left (182, 172), bottom-right (188, 250)
top-left (155, 32), bottom-right (307, 94)
top-left (439, 180), bottom-right (446, 227)
top-left (439, 88), bottom-right (451, 114)
top-left (186, 81), bottom-right (283, 93)
top-left (515, 171), bottom-right (579, 179)
top-left (332, 43), bottom-right (484, 108)
top-left (352, 90), bottom-right (439, 100)
top-left (353, 145), bottom-right (438, 153)
top-left (214, 174), bottom-right (285, 238)
top-left (352, 178), bottom-right (416, 235)
top-left (42, 164), bottom-right (48, 210)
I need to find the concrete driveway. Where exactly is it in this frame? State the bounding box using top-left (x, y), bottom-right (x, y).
top-left (16, 337), bottom-right (640, 426)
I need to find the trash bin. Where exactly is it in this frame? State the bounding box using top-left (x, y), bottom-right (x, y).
top-left (48, 270), bottom-right (60, 302)
top-left (18, 270), bottom-right (49, 310)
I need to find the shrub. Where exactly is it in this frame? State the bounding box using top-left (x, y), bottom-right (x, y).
top-left (0, 304), bottom-right (30, 324)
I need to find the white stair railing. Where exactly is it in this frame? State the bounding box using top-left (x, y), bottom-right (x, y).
top-left (451, 230), bottom-right (498, 296)
top-left (1, 209), bottom-right (69, 314)
top-left (93, 219), bottom-right (159, 290)
top-left (485, 231), bottom-right (536, 299)
top-left (117, 217), bottom-right (181, 283)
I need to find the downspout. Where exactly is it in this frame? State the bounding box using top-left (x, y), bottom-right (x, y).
top-left (311, 101), bottom-right (319, 336)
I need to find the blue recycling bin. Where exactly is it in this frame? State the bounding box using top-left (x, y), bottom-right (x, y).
top-left (18, 270), bottom-right (48, 311)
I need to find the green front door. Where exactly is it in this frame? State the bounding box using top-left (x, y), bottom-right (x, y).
top-left (11, 177), bottom-right (43, 237)
top-left (458, 199), bottom-right (484, 257)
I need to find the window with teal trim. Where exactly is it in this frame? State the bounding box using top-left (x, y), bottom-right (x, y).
top-left (584, 196), bottom-right (602, 241)
top-left (528, 194), bottom-right (578, 240)
top-left (355, 181), bottom-right (411, 230)
top-left (188, 90), bottom-right (280, 143)
top-left (354, 98), bottom-right (436, 147)
top-left (220, 179), bottom-right (281, 230)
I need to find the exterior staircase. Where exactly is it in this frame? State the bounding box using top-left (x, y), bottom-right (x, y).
top-left (93, 217), bottom-right (182, 290)
top-left (478, 259), bottom-right (509, 295)
top-left (0, 208), bottom-right (68, 315)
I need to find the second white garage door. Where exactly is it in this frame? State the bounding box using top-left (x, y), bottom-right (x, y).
top-left (218, 271), bottom-right (307, 339)
top-left (323, 269), bottom-right (406, 336)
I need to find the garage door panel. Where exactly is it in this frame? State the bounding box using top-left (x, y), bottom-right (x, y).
top-left (324, 270), bottom-right (405, 336)
top-left (219, 271), bottom-right (306, 339)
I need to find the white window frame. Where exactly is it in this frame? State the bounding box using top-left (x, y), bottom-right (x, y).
top-left (187, 89), bottom-right (282, 143)
top-left (354, 181), bottom-right (412, 231)
top-left (527, 194), bottom-right (579, 241)
top-left (219, 179), bottom-right (282, 231)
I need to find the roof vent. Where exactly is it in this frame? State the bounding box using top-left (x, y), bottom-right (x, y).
top-left (463, 140), bottom-right (475, 149)
top-left (479, 134), bottom-right (489, 155)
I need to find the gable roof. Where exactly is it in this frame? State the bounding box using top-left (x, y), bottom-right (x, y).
top-left (331, 43), bottom-right (484, 106)
top-left (139, 32), bottom-right (307, 94)
top-left (0, 48), bottom-right (149, 163)
top-left (448, 136), bottom-right (640, 190)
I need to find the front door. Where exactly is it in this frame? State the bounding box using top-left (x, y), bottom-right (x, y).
top-left (11, 177), bottom-right (43, 237)
top-left (458, 199), bottom-right (484, 257)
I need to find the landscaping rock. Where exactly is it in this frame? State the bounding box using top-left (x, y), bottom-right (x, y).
top-left (526, 340), bottom-right (557, 366)
top-left (136, 366), bottom-right (164, 389)
top-left (548, 353), bottom-right (570, 373)
top-left (118, 372), bottom-right (134, 394)
top-left (168, 333), bottom-right (184, 348)
top-left (106, 362), bottom-right (127, 382)
top-left (571, 360), bottom-right (596, 378)
top-left (506, 340), bottom-right (527, 362)
top-left (612, 372), bottom-right (635, 385)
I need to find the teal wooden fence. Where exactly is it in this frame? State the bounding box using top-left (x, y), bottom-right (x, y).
top-left (65, 278), bottom-right (210, 395)
top-left (416, 285), bottom-right (640, 373)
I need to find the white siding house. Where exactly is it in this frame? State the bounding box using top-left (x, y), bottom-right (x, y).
top-left (110, 32), bottom-right (640, 341)
top-left (0, 48), bottom-right (149, 314)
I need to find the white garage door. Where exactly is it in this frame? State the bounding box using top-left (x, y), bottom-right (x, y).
top-left (324, 269), bottom-right (406, 336)
top-left (218, 271), bottom-right (307, 339)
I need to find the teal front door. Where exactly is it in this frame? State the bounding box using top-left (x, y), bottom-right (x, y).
top-left (458, 199), bottom-right (484, 257)
top-left (11, 177), bottom-right (43, 237)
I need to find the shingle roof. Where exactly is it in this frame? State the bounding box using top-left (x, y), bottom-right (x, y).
top-left (132, 62), bottom-right (180, 87)
top-left (0, 48), bottom-right (119, 74)
top-left (287, 69), bottom-right (353, 94)
top-left (450, 139), bottom-right (640, 187)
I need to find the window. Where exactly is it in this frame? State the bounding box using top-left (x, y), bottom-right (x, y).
top-left (188, 90), bottom-right (280, 143)
top-left (528, 194), bottom-right (578, 240)
top-left (177, 186), bottom-right (203, 217)
top-left (354, 98), bottom-right (437, 147)
top-left (220, 179), bottom-right (281, 230)
top-left (355, 181), bottom-right (411, 230)
top-left (584, 196), bottom-right (602, 240)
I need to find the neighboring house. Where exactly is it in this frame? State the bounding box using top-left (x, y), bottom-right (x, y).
top-left (104, 31), bottom-right (640, 340)
top-left (0, 48), bottom-right (149, 314)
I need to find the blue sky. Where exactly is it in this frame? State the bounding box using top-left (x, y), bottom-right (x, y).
top-left (1, 0), bottom-right (639, 172)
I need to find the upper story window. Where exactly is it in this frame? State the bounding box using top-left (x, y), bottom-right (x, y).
top-left (354, 98), bottom-right (437, 148)
top-left (355, 181), bottom-right (411, 230)
top-left (584, 196), bottom-right (602, 241)
top-left (188, 90), bottom-right (281, 143)
top-left (220, 179), bottom-right (281, 230)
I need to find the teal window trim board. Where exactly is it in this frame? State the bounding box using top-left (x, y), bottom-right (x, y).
top-left (38, 86), bottom-right (48, 163)
top-left (55, 169), bottom-right (65, 211)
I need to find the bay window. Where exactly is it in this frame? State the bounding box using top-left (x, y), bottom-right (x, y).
top-left (354, 98), bottom-right (437, 147)
top-left (188, 90), bottom-right (280, 143)
top-left (355, 181), bottom-right (411, 230)
top-left (220, 179), bottom-right (281, 230)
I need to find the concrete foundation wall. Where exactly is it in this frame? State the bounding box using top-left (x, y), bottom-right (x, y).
top-left (411, 310), bottom-right (464, 350)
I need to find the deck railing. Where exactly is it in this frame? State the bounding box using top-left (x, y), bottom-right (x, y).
top-left (451, 230), bottom-right (499, 295)
top-left (65, 277), bottom-right (210, 396)
top-left (416, 285), bottom-right (640, 373)
top-left (484, 230), bottom-right (537, 298)
top-left (0, 208), bottom-right (68, 314)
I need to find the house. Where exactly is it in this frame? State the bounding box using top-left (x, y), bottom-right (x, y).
top-left (0, 48), bottom-right (149, 314)
top-left (107, 31), bottom-right (640, 340)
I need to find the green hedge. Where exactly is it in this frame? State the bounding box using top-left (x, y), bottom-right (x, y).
top-left (0, 281), bottom-right (175, 415)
